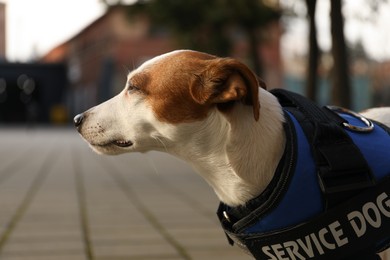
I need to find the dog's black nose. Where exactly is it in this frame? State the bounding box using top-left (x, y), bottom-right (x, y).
top-left (73, 113), bottom-right (84, 128)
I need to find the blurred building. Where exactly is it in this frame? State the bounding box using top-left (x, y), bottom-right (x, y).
top-left (42, 6), bottom-right (174, 116)
top-left (0, 2), bottom-right (68, 124)
top-left (371, 61), bottom-right (390, 106)
top-left (0, 2), bottom-right (5, 60)
top-left (0, 63), bottom-right (67, 123)
top-left (41, 5), bottom-right (282, 118)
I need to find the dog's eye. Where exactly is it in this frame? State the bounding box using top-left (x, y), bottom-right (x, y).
top-left (127, 85), bottom-right (140, 93)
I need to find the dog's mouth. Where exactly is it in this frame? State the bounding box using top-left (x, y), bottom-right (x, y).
top-left (92, 139), bottom-right (133, 148)
top-left (112, 140), bottom-right (133, 148)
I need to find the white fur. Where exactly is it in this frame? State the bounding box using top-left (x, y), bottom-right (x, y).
top-left (136, 50), bottom-right (188, 72)
top-left (361, 107), bottom-right (390, 126)
top-left (164, 89), bottom-right (285, 206)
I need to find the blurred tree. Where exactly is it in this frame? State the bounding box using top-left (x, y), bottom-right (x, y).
top-left (330, 0), bottom-right (351, 108)
top-left (103, 0), bottom-right (280, 76)
top-left (100, 0), bottom-right (125, 5)
top-left (306, 0), bottom-right (387, 106)
top-left (283, 0), bottom-right (388, 107)
top-left (349, 41), bottom-right (368, 61)
top-left (305, 0), bottom-right (319, 102)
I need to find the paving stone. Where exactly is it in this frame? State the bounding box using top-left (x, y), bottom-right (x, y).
top-left (0, 256), bottom-right (86, 260)
top-left (93, 240), bottom-right (178, 258)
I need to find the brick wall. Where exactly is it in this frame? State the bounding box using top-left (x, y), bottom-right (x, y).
top-left (0, 3), bottom-right (6, 59)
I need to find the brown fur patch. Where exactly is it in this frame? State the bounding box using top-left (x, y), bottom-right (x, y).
top-left (128, 50), bottom-right (260, 124)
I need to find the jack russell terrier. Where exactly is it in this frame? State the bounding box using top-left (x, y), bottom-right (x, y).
top-left (74, 50), bottom-right (390, 259)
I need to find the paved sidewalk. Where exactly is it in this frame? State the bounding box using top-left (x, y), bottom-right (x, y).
top-left (0, 127), bottom-right (251, 260)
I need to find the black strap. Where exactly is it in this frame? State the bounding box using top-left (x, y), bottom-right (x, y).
top-left (271, 89), bottom-right (376, 209)
top-left (227, 177), bottom-right (390, 260)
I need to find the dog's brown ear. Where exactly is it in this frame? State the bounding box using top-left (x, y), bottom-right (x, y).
top-left (190, 58), bottom-right (261, 121)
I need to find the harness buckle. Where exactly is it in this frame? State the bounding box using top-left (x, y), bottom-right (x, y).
top-left (315, 139), bottom-right (376, 207)
top-left (318, 167), bottom-right (376, 196)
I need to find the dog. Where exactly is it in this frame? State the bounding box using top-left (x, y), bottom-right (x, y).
top-left (74, 50), bottom-right (390, 259)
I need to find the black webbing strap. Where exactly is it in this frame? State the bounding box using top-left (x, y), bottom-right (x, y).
top-left (271, 89), bottom-right (376, 209)
top-left (230, 177), bottom-right (390, 260)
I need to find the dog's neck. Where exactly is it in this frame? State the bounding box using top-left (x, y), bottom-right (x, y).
top-left (169, 89), bottom-right (286, 206)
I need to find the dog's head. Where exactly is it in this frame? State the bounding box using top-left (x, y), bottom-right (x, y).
top-left (75, 50), bottom-right (263, 155)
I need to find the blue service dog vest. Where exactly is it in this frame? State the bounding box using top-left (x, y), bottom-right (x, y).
top-left (217, 89), bottom-right (390, 260)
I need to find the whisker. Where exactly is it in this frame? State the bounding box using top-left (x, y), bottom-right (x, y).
top-left (131, 57), bottom-right (135, 70)
top-left (154, 136), bottom-right (169, 153)
top-left (121, 64), bottom-right (131, 77)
